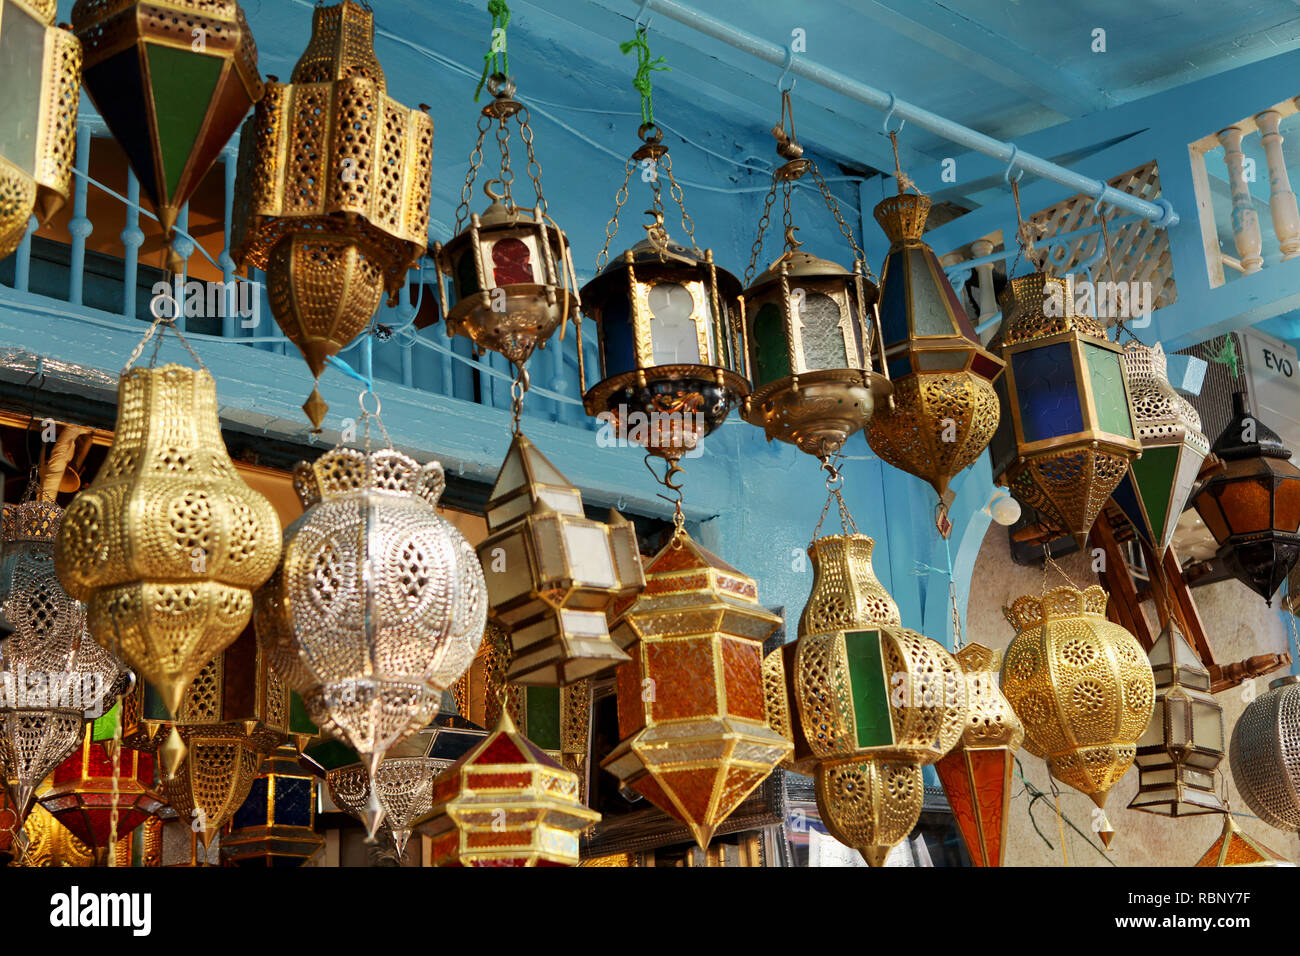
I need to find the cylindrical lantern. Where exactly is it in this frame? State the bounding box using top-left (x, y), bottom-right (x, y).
top-left (232, 0), bottom-right (433, 429)
top-left (221, 744), bottom-right (323, 867)
top-left (420, 709), bottom-right (599, 867)
top-left (72, 0), bottom-right (261, 269)
top-left (935, 643), bottom-right (1024, 866)
top-left (989, 273), bottom-right (1141, 545)
top-left (1128, 621), bottom-right (1226, 816)
top-left (866, 192), bottom-right (1005, 508)
top-left (1192, 393), bottom-right (1300, 603)
top-left (603, 530), bottom-right (790, 848)
top-left (1000, 583), bottom-right (1154, 845)
top-left (254, 446), bottom-right (486, 782)
top-left (0, 0), bottom-right (80, 261)
top-left (1230, 675), bottom-right (1300, 831)
top-left (1112, 341), bottom-right (1210, 554)
top-left (55, 365), bottom-right (282, 722)
top-left (478, 432), bottom-right (641, 686)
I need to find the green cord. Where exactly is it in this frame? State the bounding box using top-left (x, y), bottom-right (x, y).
top-left (619, 27), bottom-right (670, 125)
top-left (474, 0), bottom-right (512, 102)
top-left (1205, 334), bottom-right (1239, 378)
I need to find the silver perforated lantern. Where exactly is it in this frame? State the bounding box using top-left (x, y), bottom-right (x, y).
top-left (1230, 675), bottom-right (1300, 831)
top-left (253, 447), bottom-right (487, 782)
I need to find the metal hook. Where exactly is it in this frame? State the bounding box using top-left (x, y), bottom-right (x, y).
top-left (777, 45), bottom-right (796, 92)
top-left (633, 0), bottom-right (654, 32)
top-left (1092, 192), bottom-right (1107, 218)
top-left (881, 92), bottom-right (905, 136)
top-left (1004, 145), bottom-right (1023, 185)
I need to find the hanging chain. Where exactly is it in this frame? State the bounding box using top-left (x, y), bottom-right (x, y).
top-left (645, 452), bottom-right (687, 542)
top-left (509, 365), bottom-right (530, 433)
top-left (455, 116), bottom-right (490, 232)
top-left (811, 454), bottom-right (859, 541)
top-left (809, 162), bottom-right (875, 282)
top-left (781, 180), bottom-right (798, 251)
top-left (518, 106), bottom-right (548, 216)
top-left (660, 151), bottom-right (698, 253)
top-left (122, 309), bottom-right (209, 375)
top-left (495, 116), bottom-right (515, 210)
top-left (1097, 210), bottom-right (1133, 341)
top-left (745, 177), bottom-right (779, 286)
top-left (596, 158), bottom-right (634, 272)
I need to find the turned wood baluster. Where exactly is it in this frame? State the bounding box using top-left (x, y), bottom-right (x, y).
top-left (970, 237), bottom-right (999, 321)
top-left (1217, 126), bottom-right (1264, 273)
top-left (1255, 110), bottom-right (1300, 261)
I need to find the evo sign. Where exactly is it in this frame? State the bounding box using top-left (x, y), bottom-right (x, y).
top-left (1240, 328), bottom-right (1300, 454)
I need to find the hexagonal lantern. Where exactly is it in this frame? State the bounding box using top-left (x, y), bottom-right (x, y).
top-left (220, 743), bottom-right (322, 867)
top-left (479, 432), bottom-right (642, 686)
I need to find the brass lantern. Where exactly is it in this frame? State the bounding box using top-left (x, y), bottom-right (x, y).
top-left (73, 0), bottom-right (261, 271)
top-left (989, 273), bottom-right (1141, 545)
top-left (1128, 621), bottom-right (1226, 816)
top-left (221, 744), bottom-right (323, 867)
top-left (603, 531), bottom-right (790, 848)
top-left (420, 709), bottom-right (599, 867)
top-left (54, 364), bottom-right (283, 722)
top-left (232, 0), bottom-right (434, 429)
top-left (866, 192), bottom-right (1005, 515)
top-left (0, 0), bottom-right (80, 261)
top-left (582, 126), bottom-right (748, 462)
top-left (479, 432), bottom-right (641, 686)
top-left (1113, 341), bottom-right (1210, 554)
top-left (1000, 583), bottom-right (1154, 845)
top-left (1192, 393), bottom-right (1300, 603)
top-left (253, 446), bottom-right (487, 782)
top-left (1195, 812), bottom-right (1293, 866)
top-left (1229, 675), bottom-right (1300, 831)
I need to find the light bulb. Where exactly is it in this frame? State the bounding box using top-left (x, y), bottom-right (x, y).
top-left (991, 495), bottom-right (1022, 527)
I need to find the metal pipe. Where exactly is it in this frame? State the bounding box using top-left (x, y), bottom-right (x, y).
top-left (639, 0), bottom-right (1179, 228)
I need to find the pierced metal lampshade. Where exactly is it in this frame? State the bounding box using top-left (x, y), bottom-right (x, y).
top-left (254, 447), bottom-right (487, 784)
top-left (1128, 621), bottom-right (1225, 816)
top-left (1230, 675), bottom-right (1300, 831)
top-left (1192, 392), bottom-right (1300, 604)
top-left (0, 0), bottom-right (80, 261)
top-left (989, 273), bottom-right (1141, 545)
top-left (72, 0), bottom-right (261, 270)
top-left (221, 744), bottom-right (323, 867)
top-left (232, 0), bottom-right (433, 429)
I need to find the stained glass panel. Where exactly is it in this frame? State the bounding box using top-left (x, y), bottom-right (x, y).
top-left (798, 292), bottom-right (848, 371)
top-left (1010, 343), bottom-right (1083, 443)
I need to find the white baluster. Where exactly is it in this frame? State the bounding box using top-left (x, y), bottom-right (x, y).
top-left (1255, 110), bottom-right (1300, 261)
top-left (970, 238), bottom-right (999, 321)
top-left (1217, 126), bottom-right (1264, 273)
top-left (67, 124), bottom-right (93, 305)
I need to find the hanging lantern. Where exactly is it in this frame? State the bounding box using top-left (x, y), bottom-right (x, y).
top-left (1195, 812), bottom-right (1293, 866)
top-left (420, 709), bottom-right (598, 867)
top-left (603, 531), bottom-right (790, 848)
top-left (0, 788), bottom-right (19, 864)
top-left (988, 273), bottom-right (1141, 545)
top-left (865, 192), bottom-right (1004, 519)
top-left (254, 446), bottom-right (486, 788)
top-left (220, 744), bottom-right (322, 867)
top-left (478, 432), bottom-right (641, 686)
top-left (1229, 675), bottom-right (1300, 831)
top-left (935, 643), bottom-right (1024, 867)
top-left (72, 0), bottom-right (261, 271)
top-left (17, 801), bottom-right (135, 867)
top-left (1192, 392), bottom-right (1300, 603)
top-left (55, 365), bottom-right (282, 732)
top-left (1112, 341), bottom-right (1210, 554)
top-left (1000, 583), bottom-right (1154, 845)
top-left (232, 0), bottom-right (433, 429)
top-left (1287, 563), bottom-right (1299, 617)
top-left (798, 533), bottom-right (900, 638)
top-left (0, 0), bottom-right (80, 260)
top-left (1128, 621), bottom-right (1226, 816)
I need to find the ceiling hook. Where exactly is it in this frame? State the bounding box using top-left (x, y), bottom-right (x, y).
top-left (1004, 144), bottom-right (1023, 185)
top-left (1092, 192), bottom-right (1108, 218)
top-left (633, 0), bottom-right (654, 32)
top-left (777, 44), bottom-right (796, 92)
top-left (881, 91), bottom-right (905, 136)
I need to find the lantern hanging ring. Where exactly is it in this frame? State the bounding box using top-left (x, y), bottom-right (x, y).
top-left (484, 178), bottom-right (508, 203)
top-left (358, 389), bottom-right (382, 420)
top-left (881, 92), bottom-right (905, 136)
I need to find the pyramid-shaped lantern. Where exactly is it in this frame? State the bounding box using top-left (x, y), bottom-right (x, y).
top-left (1113, 341), bottom-right (1210, 553)
top-left (72, 0), bottom-right (262, 270)
top-left (1195, 812), bottom-right (1294, 867)
top-left (603, 531), bottom-right (790, 848)
top-left (479, 432), bottom-right (642, 686)
top-left (1129, 621), bottom-right (1226, 816)
top-left (866, 192), bottom-right (1005, 506)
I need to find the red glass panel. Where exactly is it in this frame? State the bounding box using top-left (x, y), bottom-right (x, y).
top-left (492, 237), bottom-right (534, 286)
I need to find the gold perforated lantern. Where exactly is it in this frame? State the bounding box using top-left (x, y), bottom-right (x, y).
top-left (740, 251), bottom-right (890, 458)
top-left (220, 744), bottom-right (323, 867)
top-left (1229, 675), bottom-right (1300, 831)
top-left (0, 0), bottom-right (80, 261)
top-left (232, 0), bottom-right (433, 429)
top-left (866, 193), bottom-right (1004, 504)
top-left (479, 432), bottom-right (641, 686)
top-left (1000, 584), bottom-right (1154, 845)
top-left (603, 531), bottom-right (789, 848)
top-left (1128, 622), bottom-right (1225, 816)
top-left (55, 365), bottom-right (282, 721)
top-left (989, 273), bottom-right (1141, 545)
top-left (73, 0), bottom-right (260, 270)
top-left (253, 447), bottom-right (487, 781)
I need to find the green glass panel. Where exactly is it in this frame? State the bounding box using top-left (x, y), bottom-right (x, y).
top-left (143, 681), bottom-right (169, 720)
top-left (753, 302), bottom-right (791, 387)
top-left (146, 44), bottom-right (224, 201)
top-left (844, 630), bottom-right (894, 748)
top-left (0, 3), bottom-right (46, 176)
top-left (1084, 342), bottom-right (1134, 439)
top-left (91, 701), bottom-right (121, 742)
top-left (525, 685), bottom-right (561, 751)
top-left (305, 737), bottom-right (359, 772)
top-left (1131, 445), bottom-right (1178, 547)
top-left (289, 691), bottom-right (318, 735)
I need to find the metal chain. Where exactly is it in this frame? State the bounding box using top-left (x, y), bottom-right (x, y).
top-left (645, 452), bottom-right (687, 542)
top-left (518, 106), bottom-right (548, 216)
top-left (596, 158), bottom-right (635, 272)
top-left (660, 151), bottom-right (698, 253)
top-left (811, 454), bottom-right (859, 541)
top-left (1097, 210), bottom-right (1133, 340)
top-left (455, 115), bottom-right (491, 232)
top-left (745, 176), bottom-right (779, 286)
top-left (509, 365), bottom-right (530, 433)
top-left (496, 117), bottom-right (515, 210)
top-left (781, 180), bottom-right (797, 250)
top-left (810, 162), bottom-right (873, 279)
top-left (122, 311), bottom-right (209, 375)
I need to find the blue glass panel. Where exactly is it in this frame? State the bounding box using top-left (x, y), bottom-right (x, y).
top-left (1011, 343), bottom-right (1083, 443)
top-left (879, 249), bottom-right (910, 347)
top-left (274, 776), bottom-right (312, 828)
top-left (600, 293), bottom-right (637, 378)
top-left (233, 778), bottom-right (269, 830)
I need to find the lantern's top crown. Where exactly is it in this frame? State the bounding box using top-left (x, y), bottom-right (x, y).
top-left (750, 250), bottom-right (852, 291)
top-left (1003, 584), bottom-right (1109, 631)
top-left (998, 272), bottom-right (1107, 345)
top-left (955, 641), bottom-right (1001, 673)
top-left (1212, 392), bottom-right (1292, 462)
top-left (292, 447), bottom-right (445, 509)
top-left (17, 0), bottom-right (56, 25)
top-left (290, 0), bottom-right (385, 90)
top-left (3, 498), bottom-right (61, 543)
top-left (873, 193), bottom-right (932, 245)
top-left (1148, 621), bottom-right (1209, 688)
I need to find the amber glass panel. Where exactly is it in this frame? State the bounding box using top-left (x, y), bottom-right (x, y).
top-left (1217, 477), bottom-right (1273, 535)
top-left (1195, 494), bottom-right (1230, 543)
top-left (1273, 470), bottom-right (1300, 532)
